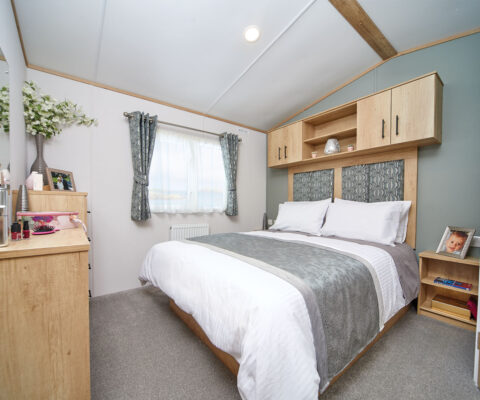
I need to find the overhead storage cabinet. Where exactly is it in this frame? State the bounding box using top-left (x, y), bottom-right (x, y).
top-left (357, 74), bottom-right (443, 150)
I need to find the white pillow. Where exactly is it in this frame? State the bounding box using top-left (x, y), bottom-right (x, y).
top-left (320, 199), bottom-right (404, 245)
top-left (270, 199), bottom-right (331, 236)
top-left (335, 198), bottom-right (411, 243)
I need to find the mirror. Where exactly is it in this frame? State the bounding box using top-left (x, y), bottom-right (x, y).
top-left (0, 46), bottom-right (8, 184)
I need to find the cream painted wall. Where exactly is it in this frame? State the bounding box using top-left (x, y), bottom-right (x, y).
top-left (26, 68), bottom-right (267, 296)
top-left (0, 0), bottom-right (26, 188)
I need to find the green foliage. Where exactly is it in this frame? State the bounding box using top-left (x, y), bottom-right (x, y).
top-left (0, 80), bottom-right (96, 138)
top-left (0, 85), bottom-right (8, 133)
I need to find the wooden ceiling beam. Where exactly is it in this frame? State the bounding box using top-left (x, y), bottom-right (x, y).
top-left (329, 0), bottom-right (397, 60)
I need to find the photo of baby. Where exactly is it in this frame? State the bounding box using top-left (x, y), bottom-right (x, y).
top-left (443, 230), bottom-right (468, 254)
top-left (436, 226), bottom-right (475, 259)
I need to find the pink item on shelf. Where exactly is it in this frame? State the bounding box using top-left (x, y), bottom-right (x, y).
top-left (467, 299), bottom-right (477, 320)
top-left (17, 211), bottom-right (82, 232)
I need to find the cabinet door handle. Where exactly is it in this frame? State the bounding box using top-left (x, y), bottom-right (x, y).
top-left (278, 147), bottom-right (281, 160)
top-left (381, 119), bottom-right (385, 139)
top-left (396, 115), bottom-right (399, 136)
top-left (284, 146), bottom-right (287, 159)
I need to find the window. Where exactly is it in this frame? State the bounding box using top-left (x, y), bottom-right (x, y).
top-left (149, 126), bottom-right (227, 213)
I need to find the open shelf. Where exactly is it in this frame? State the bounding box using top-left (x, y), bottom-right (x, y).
top-left (420, 276), bottom-right (478, 295)
top-left (420, 301), bottom-right (476, 327)
top-left (303, 101), bottom-right (357, 125)
top-left (304, 127), bottom-right (356, 145)
top-left (419, 251), bottom-right (480, 266)
top-left (418, 251), bottom-right (479, 331)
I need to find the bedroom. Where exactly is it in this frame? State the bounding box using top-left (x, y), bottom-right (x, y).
top-left (0, 0), bottom-right (479, 399)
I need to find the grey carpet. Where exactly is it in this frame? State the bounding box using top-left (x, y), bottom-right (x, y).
top-left (90, 287), bottom-right (480, 400)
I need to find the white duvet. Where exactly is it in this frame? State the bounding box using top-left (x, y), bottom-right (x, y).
top-left (139, 231), bottom-right (405, 400)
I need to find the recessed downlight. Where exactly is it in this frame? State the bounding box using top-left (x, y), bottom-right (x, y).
top-left (244, 25), bottom-right (260, 42)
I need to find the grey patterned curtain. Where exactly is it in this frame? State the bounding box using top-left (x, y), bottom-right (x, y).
top-left (219, 133), bottom-right (239, 216)
top-left (128, 112), bottom-right (157, 221)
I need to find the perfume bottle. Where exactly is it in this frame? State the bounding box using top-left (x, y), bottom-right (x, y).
top-left (11, 222), bottom-right (21, 240)
top-left (23, 220), bottom-right (30, 239)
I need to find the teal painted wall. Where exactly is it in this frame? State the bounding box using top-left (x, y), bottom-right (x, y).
top-left (266, 33), bottom-right (480, 257)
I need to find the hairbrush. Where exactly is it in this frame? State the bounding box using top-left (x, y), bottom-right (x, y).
top-left (33, 225), bottom-right (57, 235)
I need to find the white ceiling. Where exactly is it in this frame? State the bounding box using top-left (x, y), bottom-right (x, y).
top-left (13, 0), bottom-right (480, 131)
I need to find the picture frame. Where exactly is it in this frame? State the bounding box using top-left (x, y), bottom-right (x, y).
top-left (436, 226), bottom-right (475, 259)
top-left (46, 168), bottom-right (76, 192)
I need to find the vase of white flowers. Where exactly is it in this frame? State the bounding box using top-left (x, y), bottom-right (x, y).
top-left (21, 81), bottom-right (97, 184)
top-left (0, 81), bottom-right (97, 184)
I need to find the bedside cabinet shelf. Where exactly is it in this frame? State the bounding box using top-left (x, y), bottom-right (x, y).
top-left (419, 301), bottom-right (476, 327)
top-left (417, 251), bottom-right (479, 332)
top-left (420, 277), bottom-right (479, 295)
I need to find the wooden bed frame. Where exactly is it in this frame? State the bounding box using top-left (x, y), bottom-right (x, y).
top-left (170, 299), bottom-right (411, 393)
top-left (168, 147), bottom-right (418, 393)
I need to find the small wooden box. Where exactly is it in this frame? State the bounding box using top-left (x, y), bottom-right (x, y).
top-left (431, 295), bottom-right (471, 319)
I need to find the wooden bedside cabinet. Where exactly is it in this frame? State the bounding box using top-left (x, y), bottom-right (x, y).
top-left (417, 251), bottom-right (479, 331)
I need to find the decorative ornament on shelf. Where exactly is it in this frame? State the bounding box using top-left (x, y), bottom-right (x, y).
top-left (324, 138), bottom-right (340, 155)
top-left (15, 184), bottom-right (29, 218)
top-left (0, 81), bottom-right (97, 184)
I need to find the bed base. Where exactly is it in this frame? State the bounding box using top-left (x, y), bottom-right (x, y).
top-left (169, 299), bottom-right (411, 394)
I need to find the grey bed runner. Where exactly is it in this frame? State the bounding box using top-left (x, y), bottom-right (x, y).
top-left (332, 237), bottom-right (419, 304)
top-left (268, 230), bottom-right (420, 305)
top-left (188, 233), bottom-right (380, 392)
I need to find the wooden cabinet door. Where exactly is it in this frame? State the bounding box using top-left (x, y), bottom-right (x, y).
top-left (391, 74), bottom-right (439, 145)
top-left (267, 128), bottom-right (284, 167)
top-left (0, 251), bottom-right (91, 399)
top-left (356, 90), bottom-right (392, 150)
top-left (284, 121), bottom-right (303, 163)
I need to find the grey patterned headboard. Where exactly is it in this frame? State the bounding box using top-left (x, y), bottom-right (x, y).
top-left (342, 160), bottom-right (404, 202)
top-left (293, 169), bottom-right (334, 201)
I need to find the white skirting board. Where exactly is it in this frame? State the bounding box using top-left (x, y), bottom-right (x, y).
top-left (169, 224), bottom-right (209, 241)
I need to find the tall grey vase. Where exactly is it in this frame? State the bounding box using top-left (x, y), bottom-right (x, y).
top-left (30, 134), bottom-right (49, 185)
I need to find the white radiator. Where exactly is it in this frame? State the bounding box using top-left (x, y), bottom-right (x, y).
top-left (169, 224), bottom-right (209, 240)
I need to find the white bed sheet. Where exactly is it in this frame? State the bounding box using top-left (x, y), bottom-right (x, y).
top-left (139, 231), bottom-right (405, 400)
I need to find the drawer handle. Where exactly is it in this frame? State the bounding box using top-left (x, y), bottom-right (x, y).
top-left (381, 119), bottom-right (385, 139)
top-left (284, 145), bottom-right (287, 159)
top-left (278, 147), bottom-right (281, 160)
top-left (396, 115), bottom-right (399, 135)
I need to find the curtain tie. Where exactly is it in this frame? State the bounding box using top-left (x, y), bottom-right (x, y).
top-left (134, 174), bottom-right (149, 185)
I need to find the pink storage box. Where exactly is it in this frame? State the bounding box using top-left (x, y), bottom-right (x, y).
top-left (17, 211), bottom-right (80, 231)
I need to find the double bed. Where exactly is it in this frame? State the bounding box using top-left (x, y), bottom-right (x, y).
top-left (139, 149), bottom-right (420, 399)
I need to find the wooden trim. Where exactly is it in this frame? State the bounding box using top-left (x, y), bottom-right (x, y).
top-left (170, 298), bottom-right (411, 394)
top-left (288, 147), bottom-right (418, 248)
top-left (10, 0), bottom-right (28, 65)
top-left (26, 64), bottom-right (267, 134)
top-left (270, 27), bottom-right (480, 131)
top-left (329, 0), bottom-right (396, 60)
top-left (395, 26), bottom-right (480, 60)
top-left (169, 300), bottom-right (239, 376)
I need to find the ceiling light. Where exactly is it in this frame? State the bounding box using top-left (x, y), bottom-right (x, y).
top-left (244, 26), bottom-right (260, 42)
